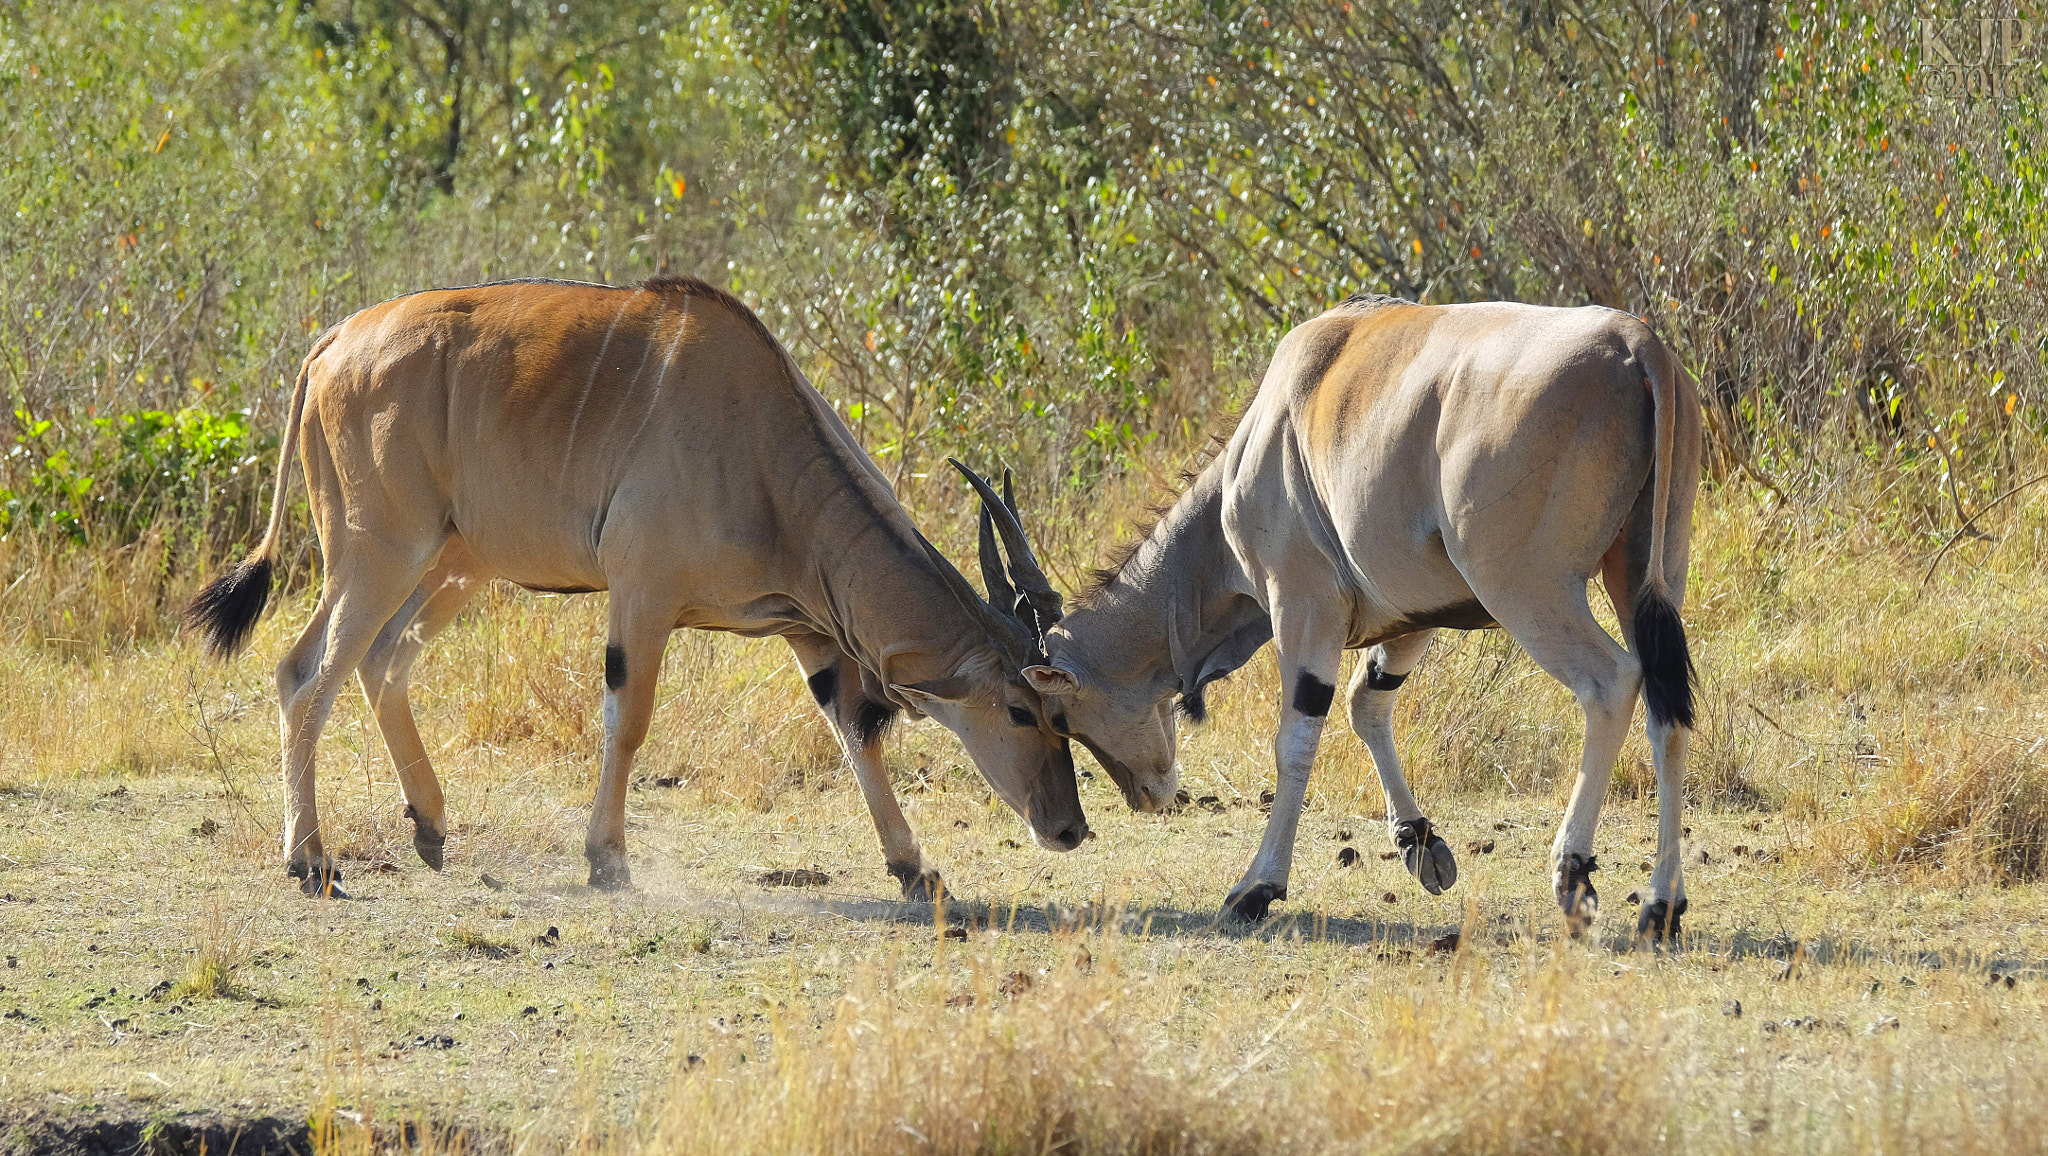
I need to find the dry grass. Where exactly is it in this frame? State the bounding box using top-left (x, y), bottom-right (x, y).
top-left (0, 460), bottom-right (2045, 1153)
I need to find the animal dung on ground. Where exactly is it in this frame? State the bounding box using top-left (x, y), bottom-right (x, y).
top-left (1335, 829), bottom-right (1352, 841)
top-left (756, 868), bottom-right (832, 889)
top-left (1382, 892), bottom-right (1397, 904)
top-left (946, 991), bottom-right (976, 1008)
top-left (942, 926), bottom-right (968, 941)
top-left (998, 970), bottom-right (1034, 997)
top-left (1336, 847), bottom-right (1361, 868)
top-left (533, 926), bottom-right (560, 947)
top-left (480, 873), bottom-right (508, 891)
top-left (1428, 932), bottom-right (1461, 954)
top-left (1625, 891), bottom-right (1641, 905)
top-left (1378, 851), bottom-right (1399, 861)
top-left (1197, 795), bottom-right (1225, 813)
top-left (1465, 839), bottom-right (1495, 854)
top-left (189, 817), bottom-right (219, 838)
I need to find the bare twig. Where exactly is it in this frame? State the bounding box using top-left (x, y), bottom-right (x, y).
top-left (1917, 471), bottom-right (2048, 595)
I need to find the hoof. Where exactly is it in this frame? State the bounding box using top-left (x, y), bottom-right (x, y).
top-left (586, 852), bottom-right (632, 892)
top-left (1635, 896), bottom-right (1688, 945)
top-left (888, 861), bottom-right (946, 903)
top-left (1395, 818), bottom-right (1458, 895)
top-left (288, 859), bottom-right (348, 900)
top-left (1555, 853), bottom-right (1599, 937)
top-left (1222, 881), bottom-right (1285, 923)
top-left (405, 805), bottom-right (446, 871)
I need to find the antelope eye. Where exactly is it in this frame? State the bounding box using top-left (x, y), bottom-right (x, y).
top-left (1007, 706), bottom-right (1037, 728)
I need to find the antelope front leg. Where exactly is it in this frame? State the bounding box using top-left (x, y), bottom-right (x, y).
top-left (790, 638), bottom-right (940, 901)
top-left (585, 600), bottom-right (671, 891)
top-left (1345, 631), bottom-right (1457, 894)
top-left (1223, 614), bottom-right (1344, 923)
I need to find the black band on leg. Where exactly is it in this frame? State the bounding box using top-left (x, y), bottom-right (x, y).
top-left (1365, 660), bottom-right (1408, 692)
top-left (806, 667), bottom-right (837, 708)
top-left (604, 644), bottom-right (627, 692)
top-left (1292, 671), bottom-right (1336, 717)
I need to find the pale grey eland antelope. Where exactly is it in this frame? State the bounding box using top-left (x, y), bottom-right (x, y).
top-left (186, 276), bottom-right (1087, 899)
top-left (980, 294), bottom-right (1703, 941)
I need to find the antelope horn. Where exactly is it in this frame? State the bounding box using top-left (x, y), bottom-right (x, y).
top-left (976, 500), bottom-right (1018, 618)
top-left (948, 458), bottom-right (1063, 634)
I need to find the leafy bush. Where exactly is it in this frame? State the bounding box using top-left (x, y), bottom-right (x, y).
top-left (0, 407), bottom-right (272, 547)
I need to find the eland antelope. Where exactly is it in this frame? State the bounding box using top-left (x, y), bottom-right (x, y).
top-left (186, 276), bottom-right (1087, 898)
top-left (983, 295), bottom-right (1702, 940)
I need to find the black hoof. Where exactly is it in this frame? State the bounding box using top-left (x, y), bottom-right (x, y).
top-left (405, 805), bottom-right (446, 871)
top-left (1636, 896), bottom-right (1688, 945)
top-left (888, 861), bottom-right (945, 903)
top-left (1556, 853), bottom-right (1599, 936)
top-left (1222, 881), bottom-right (1285, 923)
top-left (1395, 818), bottom-right (1458, 895)
top-left (288, 860), bottom-right (348, 900)
top-left (586, 853), bottom-right (632, 891)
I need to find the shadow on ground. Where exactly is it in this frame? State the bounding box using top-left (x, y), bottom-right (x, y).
top-left (659, 883), bottom-right (2048, 977)
top-left (0, 1105), bottom-right (504, 1156)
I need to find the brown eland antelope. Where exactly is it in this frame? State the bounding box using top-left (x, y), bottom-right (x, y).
top-left (186, 276), bottom-right (1087, 899)
top-left (975, 295), bottom-right (1702, 940)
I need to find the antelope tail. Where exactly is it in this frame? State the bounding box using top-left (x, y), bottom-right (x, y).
top-left (1633, 343), bottom-right (1695, 730)
top-left (184, 333), bottom-right (325, 659)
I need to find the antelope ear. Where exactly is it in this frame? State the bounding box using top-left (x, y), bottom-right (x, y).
top-left (1024, 665), bottom-right (1081, 696)
top-left (890, 675), bottom-right (977, 705)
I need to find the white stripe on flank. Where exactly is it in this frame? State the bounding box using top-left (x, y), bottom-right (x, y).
top-left (626, 294), bottom-right (692, 454)
top-left (562, 290), bottom-right (640, 481)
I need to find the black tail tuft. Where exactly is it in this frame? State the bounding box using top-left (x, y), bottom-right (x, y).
top-left (185, 556), bottom-right (274, 660)
top-left (1633, 586), bottom-right (1696, 730)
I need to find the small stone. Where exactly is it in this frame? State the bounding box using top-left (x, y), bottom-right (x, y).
top-left (369, 998), bottom-right (383, 1011)
top-left (522, 1005), bottom-right (539, 1017)
top-left (480, 873), bottom-right (507, 891)
top-left (1760, 1020), bottom-right (1779, 1035)
top-left (954, 819), bottom-right (969, 829)
top-left (1722, 1000), bottom-right (1742, 1018)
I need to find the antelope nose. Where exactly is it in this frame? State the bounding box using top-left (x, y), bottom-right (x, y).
top-left (1049, 822), bottom-right (1091, 852)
